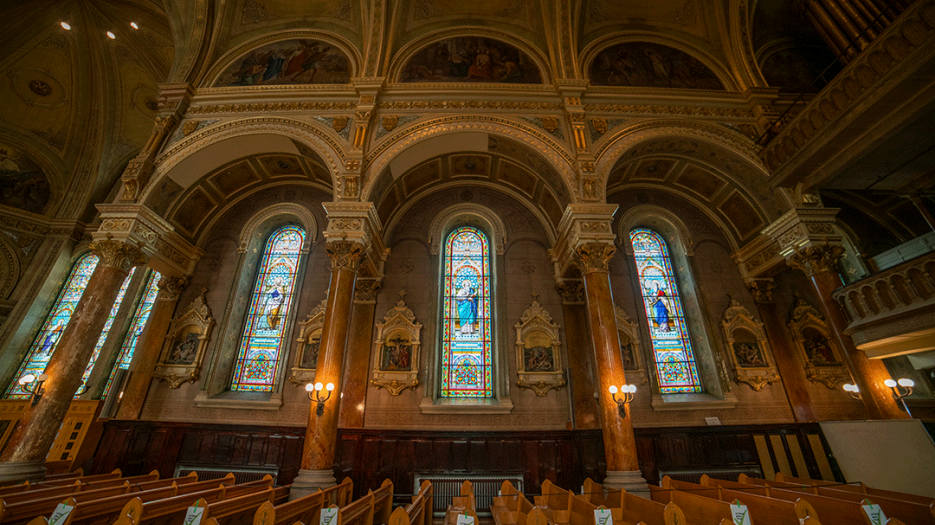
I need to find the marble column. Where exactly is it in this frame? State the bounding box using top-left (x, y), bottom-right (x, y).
top-left (0, 240), bottom-right (147, 481)
top-left (291, 240), bottom-right (362, 499)
top-left (787, 245), bottom-right (907, 420)
top-left (115, 275), bottom-right (189, 420)
top-left (557, 279), bottom-right (601, 430)
top-left (748, 279), bottom-right (818, 422)
top-left (573, 243), bottom-right (647, 493)
top-left (338, 279), bottom-right (381, 428)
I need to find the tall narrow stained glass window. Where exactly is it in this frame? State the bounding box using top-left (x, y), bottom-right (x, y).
top-left (230, 225), bottom-right (306, 392)
top-left (102, 270), bottom-right (162, 398)
top-left (77, 268), bottom-right (136, 392)
top-left (5, 252), bottom-right (99, 399)
top-left (629, 228), bottom-right (702, 394)
top-left (441, 226), bottom-right (492, 398)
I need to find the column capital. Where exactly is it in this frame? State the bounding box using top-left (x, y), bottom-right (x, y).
top-left (762, 206), bottom-right (842, 257)
top-left (89, 239), bottom-right (148, 273)
top-left (323, 201), bottom-right (387, 277)
top-left (95, 203), bottom-right (204, 276)
top-left (786, 244), bottom-right (846, 276)
top-left (326, 240), bottom-right (364, 272)
top-left (550, 204), bottom-right (618, 278)
top-left (354, 278), bottom-right (382, 304)
top-left (747, 278), bottom-right (776, 304)
top-left (556, 279), bottom-right (585, 305)
top-left (157, 275), bottom-right (190, 301)
top-left (573, 243), bottom-right (617, 274)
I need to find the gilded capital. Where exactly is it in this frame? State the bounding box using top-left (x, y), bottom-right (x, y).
top-left (354, 279), bottom-right (382, 303)
top-left (157, 275), bottom-right (191, 300)
top-left (747, 279), bottom-right (776, 304)
top-left (556, 279), bottom-right (585, 304)
top-left (573, 243), bottom-right (616, 274)
top-left (89, 240), bottom-right (148, 273)
top-left (326, 240), bottom-right (364, 272)
top-left (786, 245), bottom-right (845, 277)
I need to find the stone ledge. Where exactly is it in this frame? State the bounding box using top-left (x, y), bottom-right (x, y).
top-left (418, 396), bottom-right (514, 414)
top-left (650, 392), bottom-right (739, 411)
top-left (193, 391), bottom-right (283, 410)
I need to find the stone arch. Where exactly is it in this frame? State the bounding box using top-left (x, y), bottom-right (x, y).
top-left (617, 205), bottom-right (696, 256)
top-left (145, 116), bottom-right (346, 206)
top-left (363, 116), bottom-right (577, 203)
top-left (0, 236), bottom-right (21, 300)
top-left (727, 0), bottom-right (769, 88)
top-left (237, 203), bottom-right (319, 254)
top-left (427, 203), bottom-right (509, 256)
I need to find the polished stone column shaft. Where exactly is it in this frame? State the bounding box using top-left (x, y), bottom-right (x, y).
top-left (558, 280), bottom-right (600, 430)
top-left (0, 241), bottom-right (146, 475)
top-left (338, 280), bottom-right (380, 428)
top-left (116, 275), bottom-right (189, 420)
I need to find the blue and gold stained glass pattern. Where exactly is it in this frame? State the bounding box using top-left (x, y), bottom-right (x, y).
top-left (441, 226), bottom-right (492, 397)
top-left (78, 268), bottom-right (136, 392)
top-left (629, 228), bottom-right (702, 394)
top-left (103, 270), bottom-right (162, 398)
top-left (231, 225), bottom-right (306, 391)
top-left (5, 252), bottom-right (99, 399)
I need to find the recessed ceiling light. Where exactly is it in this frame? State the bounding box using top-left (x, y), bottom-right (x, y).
top-left (130, 22), bottom-right (139, 29)
top-left (60, 22), bottom-right (71, 30)
top-left (107, 31), bottom-right (116, 39)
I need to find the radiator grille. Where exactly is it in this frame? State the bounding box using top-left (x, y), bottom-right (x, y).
top-left (415, 474), bottom-right (523, 517)
top-left (174, 464), bottom-right (279, 484)
top-left (658, 466), bottom-right (762, 484)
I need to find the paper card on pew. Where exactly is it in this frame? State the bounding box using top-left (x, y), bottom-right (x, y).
top-left (49, 502), bottom-right (75, 525)
top-left (184, 502), bottom-right (206, 525)
top-left (860, 500), bottom-right (887, 525)
top-left (457, 513), bottom-right (476, 525)
top-left (594, 507), bottom-right (613, 525)
top-left (729, 500), bottom-right (751, 525)
top-left (321, 506), bottom-right (339, 525)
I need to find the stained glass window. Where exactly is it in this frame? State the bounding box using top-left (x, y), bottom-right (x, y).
top-left (230, 225), bottom-right (306, 391)
top-left (629, 228), bottom-right (702, 394)
top-left (5, 252), bottom-right (99, 399)
top-left (441, 226), bottom-right (492, 398)
top-left (102, 270), bottom-right (162, 398)
top-left (77, 268), bottom-right (136, 392)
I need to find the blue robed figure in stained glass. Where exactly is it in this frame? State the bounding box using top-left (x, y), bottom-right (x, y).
top-left (456, 280), bottom-right (478, 336)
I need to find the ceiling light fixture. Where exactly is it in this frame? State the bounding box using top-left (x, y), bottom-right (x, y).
top-left (107, 31), bottom-right (116, 39)
top-left (130, 22), bottom-right (139, 29)
top-left (61, 22), bottom-right (71, 30)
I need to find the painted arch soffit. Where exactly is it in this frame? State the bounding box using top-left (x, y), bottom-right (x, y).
top-left (583, 40), bottom-right (729, 91)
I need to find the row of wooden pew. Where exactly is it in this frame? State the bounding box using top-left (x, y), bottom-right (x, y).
top-left (491, 475), bottom-right (934, 525)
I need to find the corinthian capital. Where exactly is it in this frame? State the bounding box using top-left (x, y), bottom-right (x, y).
top-left (786, 245), bottom-right (845, 277)
top-left (573, 243), bottom-right (616, 274)
top-left (556, 279), bottom-right (585, 304)
top-left (157, 275), bottom-right (191, 300)
top-left (89, 240), bottom-right (148, 273)
top-left (326, 240), bottom-right (364, 272)
top-left (747, 279), bottom-right (776, 304)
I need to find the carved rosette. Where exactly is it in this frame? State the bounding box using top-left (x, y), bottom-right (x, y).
top-left (720, 298), bottom-right (780, 392)
top-left (157, 275), bottom-right (190, 301)
top-left (326, 240), bottom-right (364, 272)
top-left (787, 245), bottom-right (846, 276)
top-left (573, 243), bottom-right (616, 274)
top-left (556, 279), bottom-right (585, 305)
top-left (89, 239), bottom-right (148, 274)
top-left (747, 279), bottom-right (776, 304)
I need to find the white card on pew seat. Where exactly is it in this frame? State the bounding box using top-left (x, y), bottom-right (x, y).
top-left (49, 502), bottom-right (75, 525)
top-left (861, 501), bottom-right (887, 525)
top-left (729, 500), bottom-right (751, 525)
top-left (456, 513), bottom-right (476, 525)
top-left (321, 507), bottom-right (339, 525)
top-left (594, 507), bottom-right (613, 525)
top-left (183, 502), bottom-right (205, 525)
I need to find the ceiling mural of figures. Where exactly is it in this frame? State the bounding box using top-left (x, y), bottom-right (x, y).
top-left (399, 37), bottom-right (543, 84)
top-left (0, 145), bottom-right (51, 214)
top-left (589, 42), bottom-right (724, 90)
top-left (214, 39), bottom-right (352, 86)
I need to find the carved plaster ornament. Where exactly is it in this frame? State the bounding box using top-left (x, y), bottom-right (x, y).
top-left (515, 293), bottom-right (565, 396)
top-left (382, 116), bottom-right (398, 131)
top-left (182, 120), bottom-right (199, 136)
top-left (371, 290), bottom-right (422, 395)
top-left (591, 118), bottom-right (607, 135)
top-left (787, 295), bottom-right (850, 389)
top-left (720, 296), bottom-right (780, 391)
top-left (152, 288), bottom-right (215, 388)
top-left (541, 117), bottom-right (559, 133)
top-left (289, 298), bottom-right (327, 385)
top-left (332, 116), bottom-right (349, 132)
top-left (615, 305), bottom-right (647, 385)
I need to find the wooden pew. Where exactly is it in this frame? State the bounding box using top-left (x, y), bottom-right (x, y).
top-left (445, 480), bottom-right (478, 525)
top-left (490, 480), bottom-right (536, 525)
top-left (44, 461), bottom-right (74, 476)
top-left (653, 479), bottom-right (736, 525)
top-left (37, 469), bottom-right (123, 488)
top-left (0, 481), bottom-right (31, 497)
top-left (738, 475), bottom-right (935, 525)
top-left (45, 482), bottom-right (180, 525)
top-left (198, 486), bottom-right (289, 525)
top-left (0, 481), bottom-right (132, 525)
top-left (252, 490), bottom-right (325, 525)
top-left (408, 480), bottom-right (433, 525)
top-left (1, 481), bottom-right (82, 505)
top-left (322, 477), bottom-right (355, 508)
top-left (340, 492), bottom-right (376, 525)
top-left (175, 474), bottom-right (238, 495)
top-left (112, 485), bottom-right (231, 525)
top-left (775, 473), bottom-right (935, 507)
top-left (583, 477), bottom-right (678, 525)
top-left (45, 468), bottom-right (84, 482)
top-left (134, 472), bottom-right (199, 492)
top-left (700, 476), bottom-right (824, 525)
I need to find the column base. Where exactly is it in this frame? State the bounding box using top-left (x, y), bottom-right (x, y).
top-left (289, 468), bottom-right (337, 501)
top-left (0, 460), bottom-right (47, 483)
top-left (603, 470), bottom-right (649, 497)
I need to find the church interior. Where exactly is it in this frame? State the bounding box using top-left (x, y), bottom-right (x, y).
top-left (1, 0), bottom-right (935, 521)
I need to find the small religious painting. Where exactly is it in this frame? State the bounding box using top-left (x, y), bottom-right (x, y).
top-left (523, 345), bottom-right (554, 372)
top-left (0, 145), bottom-right (51, 214)
top-left (301, 337), bottom-right (320, 369)
top-left (589, 42), bottom-right (724, 90)
top-left (167, 331), bottom-right (200, 364)
top-left (732, 342), bottom-right (766, 368)
top-left (400, 37), bottom-right (542, 84)
top-left (216, 39), bottom-right (352, 86)
top-left (381, 335), bottom-right (413, 371)
top-left (803, 329), bottom-right (839, 366)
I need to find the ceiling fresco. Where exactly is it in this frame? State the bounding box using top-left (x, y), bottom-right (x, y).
top-left (399, 37), bottom-right (542, 83)
top-left (588, 42), bottom-right (723, 89)
top-left (0, 145), bottom-right (51, 215)
top-left (215, 39), bottom-right (353, 86)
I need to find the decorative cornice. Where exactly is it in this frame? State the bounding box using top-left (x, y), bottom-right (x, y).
top-left (761, 207), bottom-right (841, 258)
top-left (323, 201), bottom-right (387, 277)
top-left (550, 204), bottom-right (618, 277)
top-left (95, 204), bottom-right (204, 276)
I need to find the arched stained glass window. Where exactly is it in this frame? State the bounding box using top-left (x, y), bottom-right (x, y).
top-left (441, 226), bottom-right (492, 398)
top-left (102, 270), bottom-right (162, 398)
top-left (231, 225), bottom-right (306, 392)
top-left (629, 228), bottom-right (702, 394)
top-left (5, 252), bottom-right (99, 399)
top-left (78, 268), bottom-right (136, 391)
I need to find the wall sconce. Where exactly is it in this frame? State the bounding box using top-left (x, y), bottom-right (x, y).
top-left (18, 373), bottom-right (48, 406)
top-left (306, 382), bottom-right (335, 416)
top-left (608, 384), bottom-right (636, 418)
top-left (884, 378), bottom-right (914, 417)
top-left (842, 383), bottom-right (861, 400)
